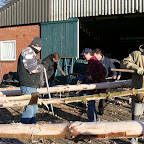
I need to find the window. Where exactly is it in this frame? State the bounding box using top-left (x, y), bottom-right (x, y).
top-left (1, 40), bottom-right (16, 61)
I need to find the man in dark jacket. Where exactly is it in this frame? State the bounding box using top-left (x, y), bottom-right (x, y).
top-left (93, 48), bottom-right (117, 78)
top-left (17, 37), bottom-right (43, 124)
top-left (93, 48), bottom-right (117, 115)
top-left (42, 53), bottom-right (66, 86)
top-left (80, 48), bottom-right (107, 122)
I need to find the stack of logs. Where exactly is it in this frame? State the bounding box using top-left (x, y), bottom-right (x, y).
top-left (0, 79), bottom-right (144, 140)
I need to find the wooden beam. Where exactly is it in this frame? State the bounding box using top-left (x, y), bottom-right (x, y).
top-left (1, 80), bottom-right (132, 96)
top-left (1, 88), bottom-right (144, 108)
top-left (0, 121), bottom-right (143, 140)
top-left (38, 79), bottom-right (131, 94)
top-left (111, 68), bottom-right (135, 73)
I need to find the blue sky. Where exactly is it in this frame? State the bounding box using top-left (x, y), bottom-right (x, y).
top-left (0, 0), bottom-right (11, 8)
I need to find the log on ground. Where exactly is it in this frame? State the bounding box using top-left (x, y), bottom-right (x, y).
top-left (0, 121), bottom-right (143, 140)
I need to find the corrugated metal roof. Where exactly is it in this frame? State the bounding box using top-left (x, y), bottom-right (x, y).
top-left (0, 0), bottom-right (144, 27)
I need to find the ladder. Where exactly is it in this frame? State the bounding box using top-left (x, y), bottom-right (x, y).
top-left (55, 57), bottom-right (74, 84)
top-left (61, 57), bottom-right (74, 75)
top-left (61, 57), bottom-right (74, 83)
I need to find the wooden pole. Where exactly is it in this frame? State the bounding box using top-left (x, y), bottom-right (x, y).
top-left (0, 87), bottom-right (20, 91)
top-left (0, 121), bottom-right (143, 140)
top-left (1, 88), bottom-right (144, 108)
top-left (38, 79), bottom-right (131, 94)
top-left (1, 80), bottom-right (132, 96)
top-left (111, 68), bottom-right (135, 73)
top-left (6, 94), bottom-right (32, 101)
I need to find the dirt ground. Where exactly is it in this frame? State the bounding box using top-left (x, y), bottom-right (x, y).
top-left (0, 83), bottom-right (144, 144)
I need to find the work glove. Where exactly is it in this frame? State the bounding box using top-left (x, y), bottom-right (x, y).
top-left (136, 68), bottom-right (144, 75)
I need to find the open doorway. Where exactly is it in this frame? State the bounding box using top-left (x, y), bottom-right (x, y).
top-left (79, 13), bottom-right (144, 61)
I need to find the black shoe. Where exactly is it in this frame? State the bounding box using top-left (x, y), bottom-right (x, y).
top-left (98, 107), bottom-right (104, 115)
top-left (78, 102), bottom-right (85, 107)
top-left (98, 99), bottom-right (104, 115)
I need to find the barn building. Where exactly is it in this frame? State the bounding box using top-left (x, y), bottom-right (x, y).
top-left (0, 0), bottom-right (144, 82)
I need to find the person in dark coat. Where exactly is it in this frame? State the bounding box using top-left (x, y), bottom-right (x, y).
top-left (93, 48), bottom-right (117, 79)
top-left (42, 53), bottom-right (66, 86)
top-left (17, 37), bottom-right (43, 124)
top-left (80, 48), bottom-right (107, 122)
top-left (93, 48), bottom-right (118, 115)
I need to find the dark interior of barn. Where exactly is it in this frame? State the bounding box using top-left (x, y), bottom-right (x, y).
top-left (79, 13), bottom-right (144, 61)
top-left (79, 13), bottom-right (144, 79)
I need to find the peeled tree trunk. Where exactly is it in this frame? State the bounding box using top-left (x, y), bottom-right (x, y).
top-left (0, 121), bottom-right (143, 140)
top-left (1, 80), bottom-right (132, 96)
top-left (1, 88), bottom-right (144, 108)
top-left (38, 79), bottom-right (131, 94)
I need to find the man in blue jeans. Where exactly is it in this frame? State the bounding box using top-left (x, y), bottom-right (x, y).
top-left (17, 37), bottom-right (43, 124)
top-left (80, 48), bottom-right (107, 122)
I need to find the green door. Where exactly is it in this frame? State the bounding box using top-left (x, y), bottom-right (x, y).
top-left (41, 18), bottom-right (79, 59)
top-left (41, 18), bottom-right (79, 84)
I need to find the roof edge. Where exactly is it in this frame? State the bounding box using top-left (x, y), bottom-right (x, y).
top-left (0, 0), bottom-right (19, 12)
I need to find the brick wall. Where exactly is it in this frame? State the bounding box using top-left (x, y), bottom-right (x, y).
top-left (0, 25), bottom-right (40, 81)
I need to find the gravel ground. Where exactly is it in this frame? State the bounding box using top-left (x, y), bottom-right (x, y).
top-left (0, 84), bottom-right (144, 144)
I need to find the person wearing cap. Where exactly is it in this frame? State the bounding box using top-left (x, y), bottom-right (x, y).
top-left (92, 48), bottom-right (118, 115)
top-left (17, 37), bottom-right (43, 124)
top-left (80, 48), bottom-right (107, 122)
top-left (121, 44), bottom-right (144, 144)
top-left (93, 48), bottom-right (117, 79)
top-left (42, 53), bottom-right (66, 86)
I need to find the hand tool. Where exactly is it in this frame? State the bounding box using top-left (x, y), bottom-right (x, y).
top-left (44, 67), bottom-right (54, 115)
